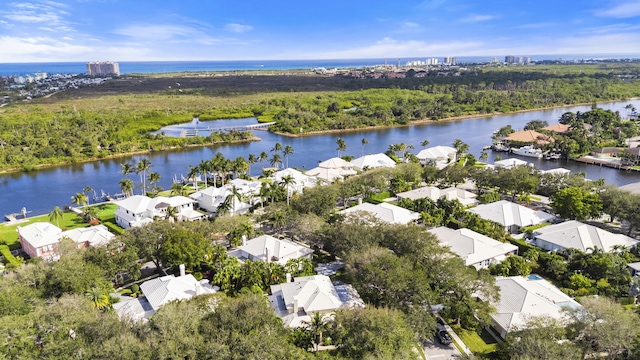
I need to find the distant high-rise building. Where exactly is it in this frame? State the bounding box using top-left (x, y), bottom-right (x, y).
top-left (505, 55), bottom-right (515, 64)
top-left (86, 61), bottom-right (120, 76)
top-left (426, 58), bottom-right (439, 65)
top-left (443, 57), bottom-right (456, 65)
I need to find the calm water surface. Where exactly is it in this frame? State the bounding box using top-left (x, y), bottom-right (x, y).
top-left (2, 100), bottom-right (640, 219)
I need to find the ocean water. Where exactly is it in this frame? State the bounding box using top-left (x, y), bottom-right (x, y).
top-left (1, 54), bottom-right (639, 76)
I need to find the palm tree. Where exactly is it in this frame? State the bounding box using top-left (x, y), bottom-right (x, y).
top-left (71, 192), bottom-right (88, 207)
top-left (119, 178), bottom-right (134, 197)
top-left (170, 182), bottom-right (188, 196)
top-left (165, 205), bottom-right (179, 222)
top-left (452, 139), bottom-right (469, 160)
top-left (217, 195), bottom-right (233, 216)
top-left (148, 172), bottom-right (162, 196)
top-left (421, 140), bottom-right (430, 148)
top-left (230, 185), bottom-right (246, 215)
top-left (188, 165), bottom-right (199, 190)
top-left (361, 138), bottom-right (368, 157)
top-left (271, 153), bottom-right (282, 170)
top-left (120, 162), bottom-right (133, 177)
top-left (83, 186), bottom-right (93, 204)
top-left (83, 206), bottom-right (99, 222)
top-left (336, 138), bottom-right (347, 157)
top-left (280, 174), bottom-right (296, 206)
top-left (271, 142), bottom-right (283, 154)
top-left (135, 158), bottom-right (152, 195)
top-left (480, 150), bottom-right (489, 162)
top-left (247, 154), bottom-right (257, 176)
top-left (48, 206), bottom-right (64, 227)
top-left (85, 286), bottom-right (110, 310)
top-left (303, 312), bottom-right (329, 351)
top-left (198, 159), bottom-right (210, 187)
top-left (233, 156), bottom-right (249, 178)
top-left (271, 211), bottom-right (286, 233)
top-left (258, 151), bottom-right (269, 170)
top-left (283, 145), bottom-right (294, 168)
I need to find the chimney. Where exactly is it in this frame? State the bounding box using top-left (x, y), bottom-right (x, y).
top-left (358, 198), bottom-right (362, 205)
top-left (293, 296), bottom-right (299, 314)
top-left (286, 273), bottom-right (292, 283)
top-left (265, 247), bottom-right (270, 263)
top-left (195, 281), bottom-right (202, 296)
top-left (179, 264), bottom-right (186, 277)
top-left (242, 235), bottom-right (247, 246)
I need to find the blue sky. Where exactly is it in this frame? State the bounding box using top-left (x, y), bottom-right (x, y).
top-left (1, 0), bottom-right (640, 62)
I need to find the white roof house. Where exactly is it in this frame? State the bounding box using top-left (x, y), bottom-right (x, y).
top-left (18, 222), bottom-right (63, 261)
top-left (191, 179), bottom-right (260, 215)
top-left (429, 227), bottom-right (518, 269)
top-left (228, 235), bottom-right (313, 265)
top-left (468, 200), bottom-right (555, 234)
top-left (60, 224), bottom-right (115, 248)
top-left (489, 276), bottom-right (580, 338)
top-left (494, 158), bottom-right (529, 169)
top-left (350, 153), bottom-right (396, 171)
top-left (268, 275), bottom-right (364, 328)
top-left (317, 157), bottom-right (353, 170)
top-left (273, 168), bottom-right (316, 195)
top-left (416, 146), bottom-right (457, 168)
top-left (540, 168), bottom-right (572, 176)
top-left (114, 195), bottom-right (204, 229)
top-left (532, 220), bottom-right (640, 253)
top-left (305, 166), bottom-right (356, 184)
top-left (339, 202), bottom-right (420, 225)
top-left (139, 273), bottom-right (217, 312)
top-left (397, 186), bottom-right (478, 206)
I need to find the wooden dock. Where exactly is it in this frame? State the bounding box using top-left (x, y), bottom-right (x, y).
top-left (573, 157), bottom-right (638, 171)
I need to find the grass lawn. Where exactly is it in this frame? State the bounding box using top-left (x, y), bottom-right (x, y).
top-left (450, 325), bottom-right (498, 357)
top-left (0, 203), bottom-right (119, 250)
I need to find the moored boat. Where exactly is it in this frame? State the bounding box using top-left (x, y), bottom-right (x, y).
top-left (511, 145), bottom-right (543, 158)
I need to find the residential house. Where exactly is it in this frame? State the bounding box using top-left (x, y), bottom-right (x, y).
top-left (416, 146), bottom-right (457, 168)
top-left (429, 227), bottom-right (518, 269)
top-left (531, 220), bottom-right (640, 253)
top-left (60, 224), bottom-right (115, 248)
top-left (306, 157), bottom-right (356, 184)
top-left (468, 200), bottom-right (555, 234)
top-left (268, 275), bottom-right (364, 328)
top-left (622, 147), bottom-right (640, 165)
top-left (628, 262), bottom-right (640, 277)
top-left (272, 168), bottom-right (316, 196)
top-left (493, 158), bottom-right (529, 169)
top-left (591, 147), bottom-right (622, 159)
top-left (396, 186), bottom-right (478, 207)
top-left (541, 123), bottom-right (571, 134)
top-left (503, 130), bottom-right (551, 145)
top-left (350, 153), bottom-right (396, 171)
top-left (488, 276), bottom-right (580, 338)
top-left (114, 195), bottom-right (204, 229)
top-left (339, 202), bottom-right (420, 225)
top-left (191, 178), bottom-right (261, 215)
top-left (540, 168), bottom-right (572, 176)
top-left (17, 222), bottom-right (62, 261)
top-left (228, 235), bottom-right (313, 265)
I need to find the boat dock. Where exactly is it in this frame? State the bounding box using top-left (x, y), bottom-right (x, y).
top-left (3, 207), bottom-right (31, 223)
top-left (573, 156), bottom-right (638, 171)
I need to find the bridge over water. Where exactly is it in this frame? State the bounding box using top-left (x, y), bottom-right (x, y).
top-left (180, 122), bottom-right (275, 137)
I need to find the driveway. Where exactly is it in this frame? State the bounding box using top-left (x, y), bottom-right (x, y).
top-left (423, 336), bottom-right (461, 359)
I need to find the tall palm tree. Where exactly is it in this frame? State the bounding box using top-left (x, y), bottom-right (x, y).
top-left (480, 150), bottom-right (489, 162)
top-left (83, 186), bottom-right (93, 204)
top-left (361, 138), bottom-right (368, 157)
top-left (83, 206), bottom-right (99, 222)
top-left (303, 312), bottom-right (329, 351)
top-left (271, 142), bottom-right (283, 154)
top-left (283, 145), bottom-right (294, 168)
top-left (71, 192), bottom-right (88, 207)
top-left (233, 156), bottom-right (249, 178)
top-left (247, 154), bottom-right (257, 176)
top-left (230, 185), bottom-right (246, 215)
top-left (119, 178), bottom-right (134, 197)
top-left (120, 162), bottom-right (133, 177)
top-left (217, 195), bottom-right (233, 216)
top-left (187, 165), bottom-right (199, 190)
top-left (271, 211), bottom-right (286, 233)
top-left (165, 205), bottom-right (179, 222)
top-left (280, 174), bottom-right (296, 206)
top-left (48, 206), bottom-right (64, 227)
top-left (336, 138), bottom-right (347, 157)
top-left (135, 158), bottom-right (152, 195)
top-left (170, 182), bottom-right (188, 196)
top-left (198, 159), bottom-right (210, 187)
top-left (258, 151), bottom-right (269, 170)
top-left (270, 153), bottom-right (282, 170)
top-left (148, 172), bottom-right (162, 196)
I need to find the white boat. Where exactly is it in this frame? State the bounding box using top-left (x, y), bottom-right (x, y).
top-left (511, 145), bottom-right (543, 158)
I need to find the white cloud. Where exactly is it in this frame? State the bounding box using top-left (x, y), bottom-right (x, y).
top-left (516, 22), bottom-right (555, 29)
top-left (596, 2), bottom-right (640, 18)
top-left (459, 14), bottom-right (500, 23)
top-left (112, 24), bottom-right (220, 45)
top-left (224, 23), bottom-right (253, 33)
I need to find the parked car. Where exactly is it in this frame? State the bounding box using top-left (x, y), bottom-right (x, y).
top-left (437, 330), bottom-right (452, 345)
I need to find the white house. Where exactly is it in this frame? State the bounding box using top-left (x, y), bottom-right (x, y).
top-left (494, 158), bottom-right (529, 169)
top-left (350, 153), bottom-right (396, 171)
top-left (339, 202), bottom-right (420, 225)
top-left (272, 168), bottom-right (315, 195)
top-left (317, 157), bottom-right (354, 170)
top-left (306, 167), bottom-right (356, 184)
top-left (114, 195), bottom-right (204, 229)
top-left (268, 275), bottom-right (364, 328)
top-left (227, 235), bottom-right (313, 265)
top-left (191, 178), bottom-right (261, 215)
top-left (429, 227), bottom-right (518, 269)
top-left (396, 186), bottom-right (478, 207)
top-left (416, 146), bottom-right (457, 168)
top-left (489, 276), bottom-right (580, 338)
top-left (60, 224), bottom-right (115, 248)
top-left (531, 220), bottom-right (640, 253)
top-left (468, 200), bottom-right (555, 234)
top-left (18, 222), bottom-right (63, 261)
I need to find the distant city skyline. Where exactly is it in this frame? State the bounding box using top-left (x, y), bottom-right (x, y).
top-left (1, 0), bottom-right (640, 63)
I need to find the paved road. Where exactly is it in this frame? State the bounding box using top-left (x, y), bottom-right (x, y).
top-left (423, 336), bottom-right (461, 359)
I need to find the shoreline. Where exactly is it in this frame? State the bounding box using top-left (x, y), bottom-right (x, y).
top-left (273, 98), bottom-right (638, 138)
top-left (0, 98), bottom-right (636, 173)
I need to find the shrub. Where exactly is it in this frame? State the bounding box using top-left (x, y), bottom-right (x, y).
top-left (193, 272), bottom-right (203, 281)
top-left (0, 245), bottom-right (23, 270)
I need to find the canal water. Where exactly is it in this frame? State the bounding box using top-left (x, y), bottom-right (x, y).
top-left (2, 100), bottom-right (639, 220)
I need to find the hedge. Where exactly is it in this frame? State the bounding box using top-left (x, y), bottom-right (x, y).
top-left (0, 244), bottom-right (22, 268)
top-left (103, 221), bottom-right (125, 235)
